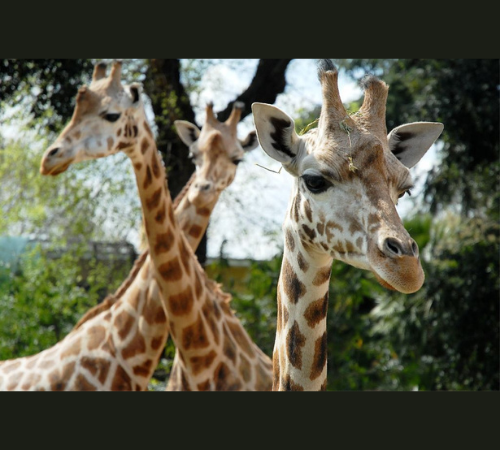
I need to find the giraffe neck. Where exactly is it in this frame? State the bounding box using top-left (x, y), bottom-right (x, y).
top-left (123, 114), bottom-right (273, 390)
top-left (125, 115), bottom-right (210, 340)
top-left (173, 174), bottom-right (217, 251)
top-left (273, 223), bottom-right (333, 391)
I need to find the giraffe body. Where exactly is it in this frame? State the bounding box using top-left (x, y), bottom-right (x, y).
top-left (252, 59), bottom-right (444, 390)
top-left (37, 61), bottom-right (272, 391)
top-left (0, 61), bottom-right (263, 391)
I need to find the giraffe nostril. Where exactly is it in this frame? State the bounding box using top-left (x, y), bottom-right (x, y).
top-left (383, 237), bottom-right (419, 258)
top-left (383, 237), bottom-right (403, 257)
top-left (48, 148), bottom-right (60, 157)
top-left (196, 182), bottom-right (212, 191)
top-left (411, 240), bottom-right (419, 257)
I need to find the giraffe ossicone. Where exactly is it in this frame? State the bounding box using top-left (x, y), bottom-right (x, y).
top-left (252, 58), bottom-right (444, 390)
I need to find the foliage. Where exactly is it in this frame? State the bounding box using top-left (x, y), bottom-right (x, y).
top-left (0, 242), bottom-right (132, 360)
top-left (1, 59), bottom-right (94, 134)
top-left (205, 256), bottom-right (281, 358)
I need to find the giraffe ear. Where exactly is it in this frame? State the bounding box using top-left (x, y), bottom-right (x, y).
top-left (251, 103), bottom-right (302, 167)
top-left (175, 120), bottom-right (201, 147)
top-left (239, 130), bottom-right (259, 152)
top-left (388, 122), bottom-right (444, 168)
top-left (128, 83), bottom-right (142, 105)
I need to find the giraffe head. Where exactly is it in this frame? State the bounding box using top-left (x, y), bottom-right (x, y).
top-left (252, 60), bottom-right (443, 294)
top-left (40, 60), bottom-right (148, 176)
top-left (174, 102), bottom-right (258, 207)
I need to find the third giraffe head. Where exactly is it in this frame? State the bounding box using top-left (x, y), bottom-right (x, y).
top-left (175, 102), bottom-right (258, 207)
top-left (252, 59), bottom-right (443, 294)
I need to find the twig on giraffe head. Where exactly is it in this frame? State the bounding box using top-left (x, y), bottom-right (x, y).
top-left (255, 163), bottom-right (283, 174)
top-left (340, 116), bottom-right (358, 173)
top-left (298, 118), bottom-right (319, 136)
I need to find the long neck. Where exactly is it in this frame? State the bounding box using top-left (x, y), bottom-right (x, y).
top-left (126, 116), bottom-right (273, 391)
top-left (173, 173), bottom-right (217, 251)
top-left (273, 221), bottom-right (333, 391)
top-left (127, 118), bottom-right (207, 338)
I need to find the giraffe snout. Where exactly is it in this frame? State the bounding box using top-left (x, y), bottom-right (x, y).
top-left (382, 237), bottom-right (419, 258)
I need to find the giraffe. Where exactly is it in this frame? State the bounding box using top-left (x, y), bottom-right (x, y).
top-left (37, 60), bottom-right (272, 391)
top-left (0, 64), bottom-right (259, 391)
top-left (251, 59), bottom-right (444, 391)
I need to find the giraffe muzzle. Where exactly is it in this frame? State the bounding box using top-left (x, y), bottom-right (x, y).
top-left (382, 237), bottom-right (419, 258)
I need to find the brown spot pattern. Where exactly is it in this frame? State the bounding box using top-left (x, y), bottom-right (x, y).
top-left (151, 336), bottom-right (164, 350)
top-left (310, 331), bottom-right (328, 381)
top-left (302, 224), bottom-right (316, 241)
top-left (282, 258), bottom-right (306, 303)
top-left (189, 350), bottom-right (217, 375)
top-left (111, 365), bottom-right (133, 391)
top-left (143, 302), bottom-right (166, 325)
top-left (182, 313), bottom-right (210, 350)
top-left (196, 207), bottom-right (211, 217)
top-left (197, 379), bottom-right (211, 391)
top-left (304, 293), bottom-right (328, 328)
top-left (168, 285), bottom-right (194, 316)
top-left (303, 199), bottom-right (313, 222)
top-left (188, 224), bottom-right (203, 239)
top-left (146, 186), bottom-right (162, 210)
top-left (80, 357), bottom-right (111, 385)
top-left (151, 151), bottom-right (161, 178)
top-left (215, 362), bottom-right (242, 391)
top-left (155, 200), bottom-right (166, 223)
top-left (312, 266), bottom-right (331, 286)
top-left (74, 374), bottom-right (97, 391)
top-left (154, 228), bottom-right (175, 255)
top-left (158, 257), bottom-right (183, 282)
top-left (87, 325), bottom-right (106, 351)
top-left (286, 321), bottom-right (306, 370)
top-left (107, 137), bottom-right (114, 150)
top-left (140, 137), bottom-right (150, 154)
top-left (285, 229), bottom-right (295, 252)
top-left (122, 332), bottom-right (147, 359)
top-left (297, 251), bottom-right (309, 272)
top-left (143, 166), bottom-right (153, 189)
top-left (115, 310), bottom-right (135, 340)
top-left (133, 359), bottom-right (153, 377)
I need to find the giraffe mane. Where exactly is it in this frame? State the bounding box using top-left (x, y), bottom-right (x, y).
top-left (71, 172), bottom-right (198, 331)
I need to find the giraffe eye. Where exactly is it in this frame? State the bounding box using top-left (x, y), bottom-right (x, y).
top-left (103, 113), bottom-right (121, 123)
top-left (232, 159), bottom-right (243, 166)
top-left (398, 189), bottom-right (412, 199)
top-left (302, 174), bottom-right (330, 194)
